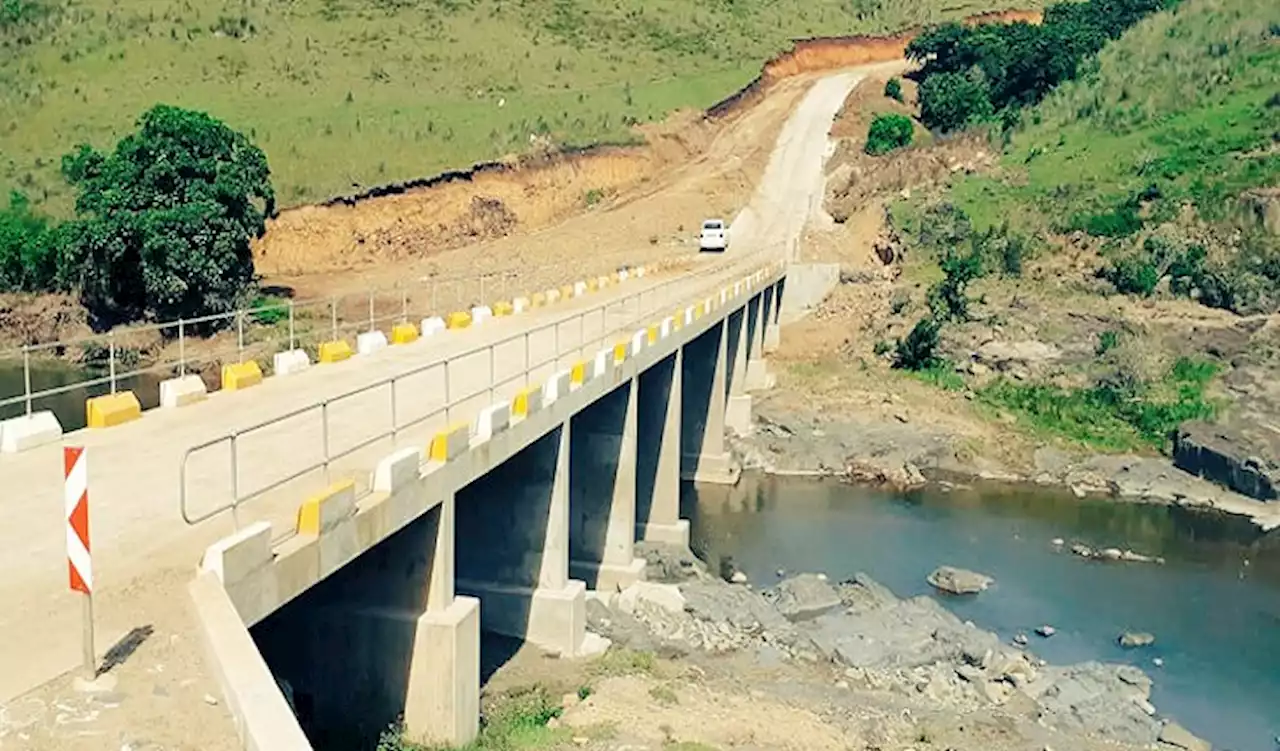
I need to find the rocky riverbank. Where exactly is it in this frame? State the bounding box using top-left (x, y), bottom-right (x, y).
top-left (561, 542), bottom-right (1211, 751)
top-left (728, 396), bottom-right (1280, 531)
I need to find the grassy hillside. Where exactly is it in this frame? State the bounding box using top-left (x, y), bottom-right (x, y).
top-left (945, 0), bottom-right (1279, 282)
top-left (0, 0), bottom-right (1020, 212)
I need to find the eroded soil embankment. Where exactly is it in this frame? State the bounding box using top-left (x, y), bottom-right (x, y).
top-left (253, 9), bottom-right (1043, 278)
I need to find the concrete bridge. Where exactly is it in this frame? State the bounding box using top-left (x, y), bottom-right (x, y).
top-left (191, 257), bottom-right (787, 749)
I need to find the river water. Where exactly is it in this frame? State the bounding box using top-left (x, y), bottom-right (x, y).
top-left (687, 475), bottom-right (1280, 751)
top-left (0, 362), bottom-right (163, 431)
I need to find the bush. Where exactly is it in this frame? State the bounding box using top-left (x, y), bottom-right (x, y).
top-left (60, 104), bottom-right (275, 325)
top-left (918, 69), bottom-right (994, 132)
top-left (893, 316), bottom-right (942, 371)
top-left (865, 114), bottom-right (914, 156)
top-left (928, 246), bottom-right (984, 321)
top-left (884, 77), bottom-right (904, 102)
top-left (0, 190), bottom-right (64, 291)
top-left (1103, 254), bottom-right (1161, 296)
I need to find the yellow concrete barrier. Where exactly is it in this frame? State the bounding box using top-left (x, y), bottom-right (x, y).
top-left (570, 360), bottom-right (587, 385)
top-left (586, 278), bottom-right (599, 292)
top-left (648, 324), bottom-right (659, 344)
top-left (694, 302), bottom-right (705, 319)
top-left (672, 310), bottom-right (683, 330)
top-left (296, 480), bottom-right (356, 535)
top-left (493, 301), bottom-right (514, 317)
top-left (86, 391), bottom-right (142, 429)
top-left (446, 311), bottom-right (472, 329)
top-left (531, 292), bottom-right (547, 308)
top-left (613, 341), bottom-right (629, 364)
top-left (428, 422), bottom-right (470, 462)
top-left (512, 385), bottom-right (543, 418)
top-left (318, 340), bottom-right (352, 363)
top-left (221, 361), bottom-right (264, 392)
top-left (391, 322), bottom-right (419, 345)
top-left (559, 285), bottom-right (574, 300)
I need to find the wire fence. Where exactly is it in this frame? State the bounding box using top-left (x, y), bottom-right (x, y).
top-left (177, 245), bottom-right (778, 531)
top-left (0, 246), bottom-right (693, 425)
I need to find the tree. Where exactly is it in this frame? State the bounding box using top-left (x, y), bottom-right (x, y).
top-left (918, 69), bottom-right (993, 132)
top-left (0, 190), bottom-right (64, 291)
top-left (60, 104), bottom-right (274, 324)
top-left (893, 316), bottom-right (942, 370)
top-left (865, 113), bottom-right (914, 155)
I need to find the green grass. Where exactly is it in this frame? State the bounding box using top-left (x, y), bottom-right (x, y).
top-left (906, 359), bottom-right (966, 391)
top-left (978, 357), bottom-right (1220, 452)
top-left (0, 0), bottom-right (1029, 213)
top-left (944, 0), bottom-right (1280, 236)
top-left (377, 686), bottom-right (569, 751)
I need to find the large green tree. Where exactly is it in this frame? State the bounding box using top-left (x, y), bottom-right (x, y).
top-left (61, 104), bottom-right (274, 324)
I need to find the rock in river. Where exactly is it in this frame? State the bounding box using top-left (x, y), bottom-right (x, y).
top-left (1119, 631), bottom-right (1156, 648)
top-left (927, 566), bottom-right (994, 595)
top-left (1158, 721), bottom-right (1212, 751)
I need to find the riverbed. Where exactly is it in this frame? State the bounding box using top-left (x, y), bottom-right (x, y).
top-left (687, 475), bottom-right (1280, 751)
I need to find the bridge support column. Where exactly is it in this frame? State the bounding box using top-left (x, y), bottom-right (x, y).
top-left (571, 380), bottom-right (647, 593)
top-left (682, 319), bottom-right (741, 486)
top-left (745, 291), bottom-right (776, 392)
top-left (456, 426), bottom-right (587, 658)
top-left (637, 350), bottom-right (690, 546)
top-left (763, 280), bottom-right (782, 353)
top-left (726, 308), bottom-right (753, 437)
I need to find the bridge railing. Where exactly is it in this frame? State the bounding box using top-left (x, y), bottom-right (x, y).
top-left (177, 246), bottom-right (779, 530)
top-left (0, 245), bottom-right (689, 420)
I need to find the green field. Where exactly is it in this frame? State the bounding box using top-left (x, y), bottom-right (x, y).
top-left (945, 0), bottom-right (1280, 237)
top-left (1, 0), bottom-right (1018, 214)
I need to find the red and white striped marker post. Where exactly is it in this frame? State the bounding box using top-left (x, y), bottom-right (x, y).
top-left (64, 446), bottom-right (96, 679)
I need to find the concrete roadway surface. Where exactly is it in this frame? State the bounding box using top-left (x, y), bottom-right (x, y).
top-left (0, 67), bottom-right (867, 745)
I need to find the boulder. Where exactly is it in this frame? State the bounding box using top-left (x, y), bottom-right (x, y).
top-left (927, 566), bottom-right (994, 595)
top-left (1173, 420), bottom-right (1280, 502)
top-left (616, 582), bottom-right (686, 616)
top-left (974, 340), bottom-right (1062, 372)
top-left (1158, 721), bottom-right (1213, 751)
top-left (761, 573), bottom-right (843, 622)
top-left (1119, 631), bottom-right (1156, 648)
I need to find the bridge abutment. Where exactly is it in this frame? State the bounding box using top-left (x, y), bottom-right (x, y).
top-left (636, 350), bottom-right (691, 546)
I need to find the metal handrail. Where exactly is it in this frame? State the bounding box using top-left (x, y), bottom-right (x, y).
top-left (178, 245), bottom-right (778, 528)
top-left (0, 245), bottom-right (692, 414)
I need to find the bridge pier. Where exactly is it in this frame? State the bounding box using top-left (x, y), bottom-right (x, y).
top-left (726, 307), bottom-right (753, 436)
top-left (636, 350), bottom-right (691, 546)
top-left (456, 426), bottom-right (588, 658)
top-left (569, 380), bottom-right (647, 593)
top-left (250, 495), bottom-right (480, 749)
top-left (763, 280), bottom-right (782, 353)
top-left (682, 320), bottom-right (741, 485)
top-left (745, 290), bottom-right (777, 391)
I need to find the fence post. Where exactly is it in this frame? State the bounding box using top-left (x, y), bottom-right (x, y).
top-left (108, 332), bottom-right (117, 395)
top-left (431, 280), bottom-right (438, 314)
top-left (480, 275), bottom-right (486, 305)
top-left (22, 345), bottom-right (32, 417)
top-left (178, 319), bottom-right (186, 378)
top-left (229, 433), bottom-right (241, 531)
top-left (330, 297), bottom-right (338, 342)
top-left (237, 312), bottom-right (245, 364)
top-left (524, 331), bottom-right (530, 388)
top-left (288, 301), bottom-right (296, 351)
top-left (401, 289), bottom-right (408, 325)
top-left (368, 290), bottom-right (375, 333)
top-left (321, 401), bottom-right (331, 486)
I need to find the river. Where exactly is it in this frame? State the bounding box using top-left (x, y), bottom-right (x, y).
top-left (0, 361), bottom-right (163, 432)
top-left (687, 475), bottom-right (1280, 751)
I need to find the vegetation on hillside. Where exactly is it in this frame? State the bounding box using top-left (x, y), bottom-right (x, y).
top-left (0, 0), bottom-right (1028, 212)
top-left (1, 105), bottom-right (272, 325)
top-left (864, 113), bottom-right (914, 155)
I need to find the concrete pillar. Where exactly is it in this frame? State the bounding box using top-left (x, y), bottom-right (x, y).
top-left (745, 291), bottom-right (776, 392)
top-left (763, 280), bottom-right (782, 353)
top-left (570, 380), bottom-right (646, 592)
top-left (682, 320), bottom-right (740, 485)
top-left (637, 351), bottom-right (690, 546)
top-left (454, 426), bottom-right (586, 658)
top-left (726, 308), bottom-right (753, 436)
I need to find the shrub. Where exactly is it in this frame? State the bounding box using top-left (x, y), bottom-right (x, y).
top-left (884, 77), bottom-right (904, 102)
top-left (1102, 254), bottom-right (1161, 296)
top-left (865, 113), bottom-right (914, 156)
top-left (0, 190), bottom-right (64, 291)
top-left (893, 316), bottom-right (942, 371)
top-left (1096, 329), bottom-right (1120, 355)
top-left (928, 246), bottom-right (984, 321)
top-left (60, 104), bottom-right (275, 325)
top-left (918, 69), bottom-right (994, 132)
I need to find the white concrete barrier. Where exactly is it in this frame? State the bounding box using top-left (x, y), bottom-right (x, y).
top-left (684, 306), bottom-right (695, 327)
top-left (573, 281), bottom-right (587, 297)
top-left (592, 348), bottom-right (611, 379)
top-left (631, 330), bottom-right (646, 357)
top-left (513, 297), bottom-right (529, 314)
top-left (635, 266), bottom-right (646, 278)
top-left (373, 447), bottom-right (422, 493)
top-left (546, 288), bottom-right (562, 304)
top-left (618, 269), bottom-right (630, 282)
top-left (473, 402), bottom-right (511, 444)
top-left (734, 281), bottom-right (742, 297)
top-left (421, 316), bottom-right (446, 337)
top-left (545, 370), bottom-right (571, 405)
top-left (160, 374), bottom-right (208, 408)
top-left (357, 331), bottom-right (389, 355)
top-left (661, 316), bottom-right (674, 339)
top-left (272, 349), bottom-right (311, 376)
top-left (471, 306), bottom-right (493, 325)
top-left (0, 411), bottom-right (62, 454)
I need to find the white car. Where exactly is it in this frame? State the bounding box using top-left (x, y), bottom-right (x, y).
top-left (699, 219), bottom-right (728, 252)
